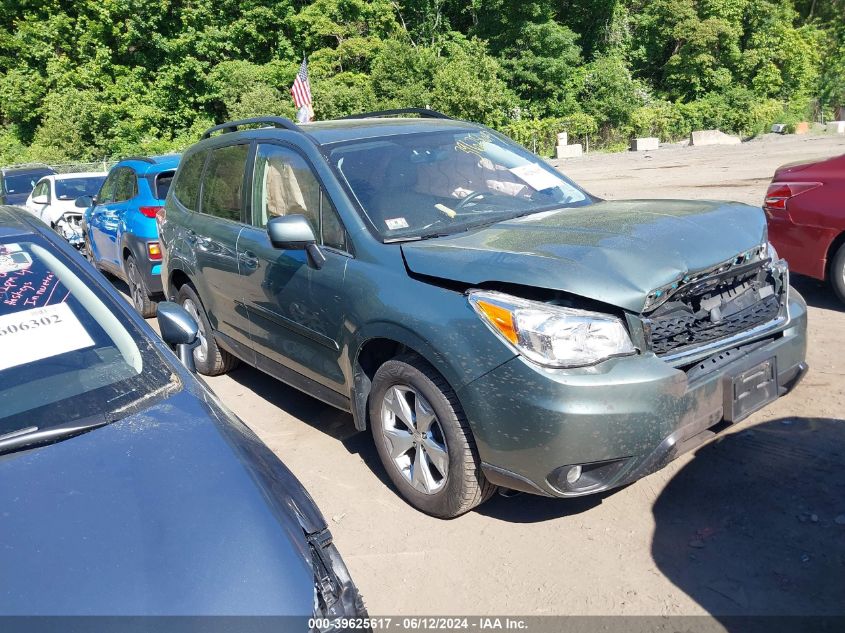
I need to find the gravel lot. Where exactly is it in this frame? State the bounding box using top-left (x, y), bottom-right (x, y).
top-left (197, 133), bottom-right (845, 617)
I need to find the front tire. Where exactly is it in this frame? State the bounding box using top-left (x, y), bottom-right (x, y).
top-left (831, 242), bottom-right (845, 305)
top-left (176, 283), bottom-right (239, 376)
top-left (369, 354), bottom-right (496, 518)
top-left (126, 255), bottom-right (157, 318)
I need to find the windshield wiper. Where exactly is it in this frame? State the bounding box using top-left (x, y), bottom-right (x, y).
top-left (0, 415), bottom-right (112, 456)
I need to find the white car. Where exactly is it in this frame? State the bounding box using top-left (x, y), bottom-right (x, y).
top-left (25, 172), bottom-right (107, 249)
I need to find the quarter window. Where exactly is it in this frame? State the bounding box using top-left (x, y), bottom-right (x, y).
top-left (201, 145), bottom-right (248, 222)
top-left (251, 144), bottom-right (348, 252)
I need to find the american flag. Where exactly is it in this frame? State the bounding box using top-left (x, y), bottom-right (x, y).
top-left (290, 57), bottom-right (312, 110)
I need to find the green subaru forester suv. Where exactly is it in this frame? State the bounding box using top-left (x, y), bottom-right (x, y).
top-left (158, 109), bottom-right (808, 518)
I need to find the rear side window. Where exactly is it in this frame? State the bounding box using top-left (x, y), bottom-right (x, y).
top-left (173, 151), bottom-right (207, 211)
top-left (201, 144), bottom-right (248, 222)
top-left (112, 168), bottom-right (137, 203)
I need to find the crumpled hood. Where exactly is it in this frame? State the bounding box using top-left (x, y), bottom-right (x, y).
top-left (0, 389), bottom-right (317, 616)
top-left (401, 199), bottom-right (768, 312)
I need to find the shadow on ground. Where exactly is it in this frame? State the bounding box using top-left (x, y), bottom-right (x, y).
top-left (223, 364), bottom-right (395, 490)
top-left (226, 362), bottom-right (607, 522)
top-left (652, 416), bottom-right (845, 624)
top-left (791, 274), bottom-right (842, 311)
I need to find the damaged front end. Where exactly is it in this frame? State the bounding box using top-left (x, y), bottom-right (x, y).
top-left (55, 211), bottom-right (85, 250)
top-left (641, 244), bottom-right (790, 364)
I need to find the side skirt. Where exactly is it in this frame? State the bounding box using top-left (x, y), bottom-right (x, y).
top-left (214, 330), bottom-right (352, 414)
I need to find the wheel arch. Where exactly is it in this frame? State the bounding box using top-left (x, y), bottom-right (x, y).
top-left (166, 261), bottom-right (195, 302)
top-left (825, 231), bottom-right (845, 281)
top-left (349, 325), bottom-right (466, 432)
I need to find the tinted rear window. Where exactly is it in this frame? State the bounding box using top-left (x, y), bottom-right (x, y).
top-left (153, 171), bottom-right (175, 200)
top-left (3, 169), bottom-right (55, 195)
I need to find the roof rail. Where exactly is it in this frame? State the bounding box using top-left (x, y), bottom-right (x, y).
top-left (339, 108), bottom-right (453, 120)
top-left (1, 162), bottom-right (53, 171)
top-left (201, 117), bottom-right (303, 140)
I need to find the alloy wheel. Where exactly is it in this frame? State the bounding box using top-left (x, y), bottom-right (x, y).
top-left (380, 384), bottom-right (449, 494)
top-left (181, 298), bottom-right (208, 364)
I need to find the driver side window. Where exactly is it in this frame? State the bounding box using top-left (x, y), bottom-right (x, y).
top-left (251, 144), bottom-right (348, 252)
top-left (32, 181), bottom-right (50, 201)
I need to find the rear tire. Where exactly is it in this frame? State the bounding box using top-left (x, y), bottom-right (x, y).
top-left (176, 283), bottom-right (239, 376)
top-left (126, 255), bottom-right (157, 318)
top-left (369, 353), bottom-right (496, 518)
top-left (831, 242), bottom-right (845, 305)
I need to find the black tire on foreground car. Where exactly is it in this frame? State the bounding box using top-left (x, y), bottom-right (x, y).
top-left (831, 243), bottom-right (845, 305)
top-left (369, 354), bottom-right (496, 518)
top-left (177, 283), bottom-right (239, 376)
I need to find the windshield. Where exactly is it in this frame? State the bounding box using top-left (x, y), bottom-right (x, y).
top-left (54, 176), bottom-right (106, 200)
top-left (3, 170), bottom-right (55, 195)
top-left (0, 236), bottom-right (178, 439)
top-left (329, 129), bottom-right (592, 240)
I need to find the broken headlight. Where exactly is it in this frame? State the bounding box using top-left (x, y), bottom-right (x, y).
top-left (468, 290), bottom-right (637, 368)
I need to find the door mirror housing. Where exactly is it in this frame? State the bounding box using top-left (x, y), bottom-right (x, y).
top-left (267, 214), bottom-right (316, 248)
top-left (156, 301), bottom-right (200, 372)
top-left (266, 215), bottom-right (325, 269)
top-left (32, 194), bottom-right (49, 205)
top-left (75, 195), bottom-right (94, 208)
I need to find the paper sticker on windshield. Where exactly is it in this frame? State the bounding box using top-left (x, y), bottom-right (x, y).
top-left (0, 243), bottom-right (33, 274)
top-left (0, 302), bottom-right (95, 371)
top-left (385, 217), bottom-right (409, 230)
top-left (510, 164), bottom-right (562, 192)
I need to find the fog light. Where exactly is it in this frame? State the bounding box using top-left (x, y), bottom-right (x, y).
top-left (565, 465), bottom-right (582, 485)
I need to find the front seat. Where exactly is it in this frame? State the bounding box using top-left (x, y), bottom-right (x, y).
top-left (368, 157), bottom-right (437, 229)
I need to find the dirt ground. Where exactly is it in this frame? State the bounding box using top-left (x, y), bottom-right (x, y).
top-left (196, 133), bottom-right (845, 617)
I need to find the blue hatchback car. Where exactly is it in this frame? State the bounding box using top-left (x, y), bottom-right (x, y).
top-left (82, 155), bottom-right (180, 317)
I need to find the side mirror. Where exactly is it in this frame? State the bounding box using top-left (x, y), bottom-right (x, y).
top-left (156, 301), bottom-right (199, 371)
top-left (267, 215), bottom-right (326, 269)
top-left (32, 194), bottom-right (48, 204)
top-left (75, 195), bottom-right (94, 208)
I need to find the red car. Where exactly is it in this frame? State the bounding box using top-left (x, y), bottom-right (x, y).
top-left (764, 153), bottom-right (845, 304)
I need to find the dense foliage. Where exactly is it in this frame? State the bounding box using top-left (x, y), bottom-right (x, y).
top-left (0, 0), bottom-right (842, 161)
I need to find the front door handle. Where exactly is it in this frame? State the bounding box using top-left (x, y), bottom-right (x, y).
top-left (239, 250), bottom-right (259, 270)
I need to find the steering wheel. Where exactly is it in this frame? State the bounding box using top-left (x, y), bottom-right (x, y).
top-left (454, 190), bottom-right (487, 211)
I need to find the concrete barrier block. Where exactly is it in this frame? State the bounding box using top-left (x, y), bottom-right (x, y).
top-left (555, 143), bottom-right (583, 158)
top-left (630, 137), bottom-right (659, 151)
top-left (771, 124), bottom-right (787, 134)
top-left (827, 121), bottom-right (845, 134)
top-left (556, 132), bottom-right (568, 146)
top-left (690, 129), bottom-right (741, 146)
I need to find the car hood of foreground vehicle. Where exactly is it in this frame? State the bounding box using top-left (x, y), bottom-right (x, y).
top-left (0, 388), bottom-right (318, 616)
top-left (401, 199), bottom-right (768, 313)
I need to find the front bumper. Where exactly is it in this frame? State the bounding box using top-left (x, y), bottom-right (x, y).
top-left (457, 290), bottom-right (808, 498)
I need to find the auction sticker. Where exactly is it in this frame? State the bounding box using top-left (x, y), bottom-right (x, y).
top-left (0, 302), bottom-right (95, 371)
top-left (510, 163), bottom-right (562, 192)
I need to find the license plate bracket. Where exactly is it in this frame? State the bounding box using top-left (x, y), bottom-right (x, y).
top-left (724, 357), bottom-right (778, 423)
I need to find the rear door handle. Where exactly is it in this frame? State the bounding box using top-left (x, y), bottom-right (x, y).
top-left (239, 250), bottom-right (259, 270)
top-left (185, 229), bottom-right (198, 244)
